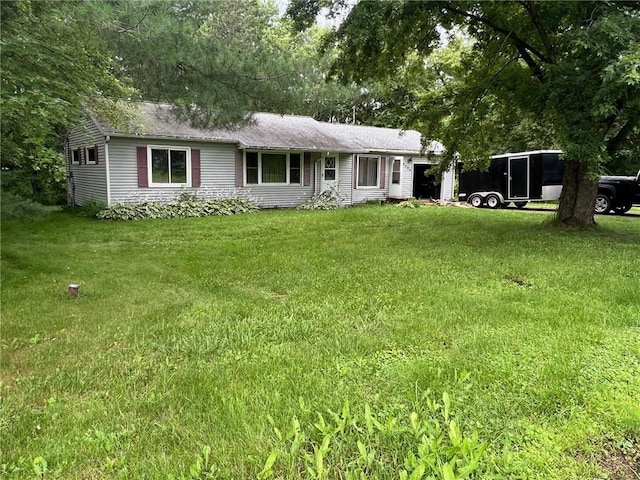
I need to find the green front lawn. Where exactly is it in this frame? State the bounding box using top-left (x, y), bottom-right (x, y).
top-left (1, 206), bottom-right (639, 479)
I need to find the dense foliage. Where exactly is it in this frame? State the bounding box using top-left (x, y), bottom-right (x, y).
top-left (290, 0), bottom-right (640, 226)
top-left (96, 197), bottom-right (259, 220)
top-left (0, 0), bottom-right (364, 203)
top-left (0, 1), bottom-right (128, 203)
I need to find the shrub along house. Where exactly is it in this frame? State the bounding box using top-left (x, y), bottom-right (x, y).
top-left (66, 102), bottom-right (454, 208)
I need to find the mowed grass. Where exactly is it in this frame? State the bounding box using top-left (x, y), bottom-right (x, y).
top-left (1, 206), bottom-right (639, 479)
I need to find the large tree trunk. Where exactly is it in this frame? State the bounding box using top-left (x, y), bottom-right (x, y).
top-left (556, 160), bottom-right (598, 227)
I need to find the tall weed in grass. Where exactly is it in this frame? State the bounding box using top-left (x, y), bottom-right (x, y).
top-left (260, 389), bottom-right (485, 480)
top-left (1, 206), bottom-right (639, 479)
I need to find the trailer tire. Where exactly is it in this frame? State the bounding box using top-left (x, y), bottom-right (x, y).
top-left (594, 194), bottom-right (612, 214)
top-left (486, 194), bottom-right (501, 209)
top-left (469, 195), bottom-right (483, 208)
top-left (514, 201), bottom-right (527, 209)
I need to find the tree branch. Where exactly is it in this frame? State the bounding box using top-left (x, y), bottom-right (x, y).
top-left (607, 118), bottom-right (638, 156)
top-left (442, 5), bottom-right (551, 81)
top-left (518, 1), bottom-right (555, 62)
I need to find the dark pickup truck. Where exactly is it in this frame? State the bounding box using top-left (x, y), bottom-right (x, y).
top-left (595, 170), bottom-right (640, 214)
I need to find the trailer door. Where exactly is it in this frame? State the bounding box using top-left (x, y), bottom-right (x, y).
top-left (509, 156), bottom-right (529, 199)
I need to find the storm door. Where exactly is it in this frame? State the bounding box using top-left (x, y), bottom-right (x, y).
top-left (322, 155), bottom-right (338, 192)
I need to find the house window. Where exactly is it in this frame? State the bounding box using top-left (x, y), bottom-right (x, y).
top-left (392, 159), bottom-right (401, 184)
top-left (262, 153), bottom-right (287, 183)
top-left (86, 146), bottom-right (97, 164)
top-left (149, 146), bottom-right (190, 186)
top-left (72, 149), bottom-right (81, 165)
top-left (290, 153), bottom-right (301, 184)
top-left (245, 151), bottom-right (302, 185)
top-left (357, 156), bottom-right (379, 187)
top-left (246, 152), bottom-right (259, 184)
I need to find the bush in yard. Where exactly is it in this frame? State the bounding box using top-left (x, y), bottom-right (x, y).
top-left (258, 390), bottom-right (486, 480)
top-left (396, 198), bottom-right (425, 209)
top-left (297, 186), bottom-right (340, 211)
top-left (76, 200), bottom-right (107, 217)
top-left (0, 192), bottom-right (56, 220)
top-left (96, 194), bottom-right (259, 220)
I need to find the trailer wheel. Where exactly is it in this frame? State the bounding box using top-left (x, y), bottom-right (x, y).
top-left (486, 194), bottom-right (501, 209)
top-left (469, 195), bottom-right (483, 208)
top-left (594, 194), bottom-right (612, 214)
top-left (514, 201), bottom-right (528, 209)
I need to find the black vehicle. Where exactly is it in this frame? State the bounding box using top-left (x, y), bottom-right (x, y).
top-left (458, 150), bottom-right (564, 209)
top-left (595, 170), bottom-right (640, 214)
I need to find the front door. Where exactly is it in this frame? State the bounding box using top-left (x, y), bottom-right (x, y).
top-left (389, 157), bottom-right (403, 198)
top-left (509, 156), bottom-right (529, 199)
top-left (322, 155), bottom-right (338, 192)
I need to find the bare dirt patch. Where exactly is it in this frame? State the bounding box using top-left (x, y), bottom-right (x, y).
top-left (598, 439), bottom-right (640, 480)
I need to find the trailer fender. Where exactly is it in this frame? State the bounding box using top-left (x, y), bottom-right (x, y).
top-left (485, 192), bottom-right (505, 209)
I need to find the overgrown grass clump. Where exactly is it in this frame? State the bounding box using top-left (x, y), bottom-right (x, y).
top-left (1, 206), bottom-right (639, 479)
top-left (0, 191), bottom-right (58, 220)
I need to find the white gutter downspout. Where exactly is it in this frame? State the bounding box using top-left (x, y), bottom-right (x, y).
top-left (104, 135), bottom-right (111, 206)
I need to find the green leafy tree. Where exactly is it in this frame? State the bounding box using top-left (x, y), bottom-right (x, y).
top-left (291, 0), bottom-right (640, 226)
top-left (1, 0), bottom-right (363, 203)
top-left (1, 0), bottom-right (128, 203)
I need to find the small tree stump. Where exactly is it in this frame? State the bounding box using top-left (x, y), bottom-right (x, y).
top-left (68, 284), bottom-right (80, 297)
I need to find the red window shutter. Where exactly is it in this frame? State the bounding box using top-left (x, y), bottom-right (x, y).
top-left (304, 152), bottom-right (311, 186)
top-left (380, 156), bottom-right (387, 189)
top-left (137, 146), bottom-right (148, 187)
top-left (80, 148), bottom-right (86, 165)
top-left (191, 149), bottom-right (201, 187)
top-left (353, 155), bottom-right (358, 189)
top-left (94, 145), bottom-right (100, 164)
top-left (235, 149), bottom-right (244, 187)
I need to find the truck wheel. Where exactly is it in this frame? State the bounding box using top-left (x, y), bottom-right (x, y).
top-left (514, 201), bottom-right (528, 209)
top-left (486, 194), bottom-right (501, 209)
top-left (594, 194), bottom-right (612, 214)
top-left (469, 195), bottom-right (483, 208)
top-left (613, 204), bottom-right (632, 215)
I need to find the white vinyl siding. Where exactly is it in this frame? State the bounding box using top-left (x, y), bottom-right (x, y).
top-left (107, 138), bottom-right (315, 207)
top-left (66, 115), bottom-right (107, 206)
top-left (109, 138), bottom-right (233, 203)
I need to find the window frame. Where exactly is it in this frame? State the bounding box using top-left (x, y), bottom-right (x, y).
top-left (356, 155), bottom-right (381, 189)
top-left (147, 145), bottom-right (192, 188)
top-left (72, 149), bottom-right (81, 165)
top-left (85, 146), bottom-right (98, 165)
top-left (244, 150), bottom-right (303, 186)
top-left (391, 158), bottom-right (401, 184)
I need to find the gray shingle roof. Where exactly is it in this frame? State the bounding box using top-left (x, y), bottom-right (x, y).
top-left (93, 102), bottom-right (443, 155)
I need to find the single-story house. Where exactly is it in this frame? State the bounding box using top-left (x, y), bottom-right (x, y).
top-left (65, 102), bottom-right (455, 208)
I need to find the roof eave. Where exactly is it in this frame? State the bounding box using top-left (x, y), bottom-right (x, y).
top-left (105, 131), bottom-right (239, 145)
